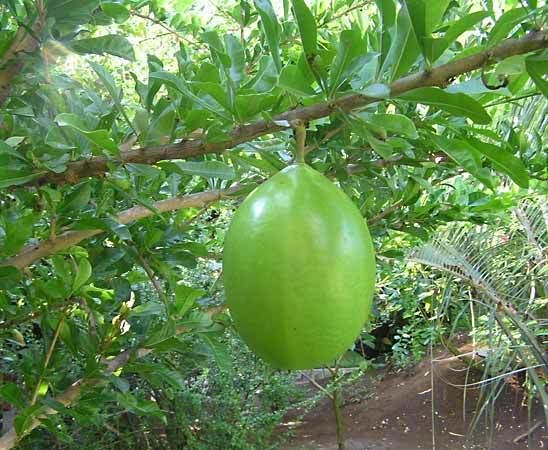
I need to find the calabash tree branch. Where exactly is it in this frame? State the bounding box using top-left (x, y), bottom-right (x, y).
top-left (0, 185), bottom-right (244, 270)
top-left (0, 1), bottom-right (46, 105)
top-left (0, 306), bottom-right (226, 450)
top-left (23, 30), bottom-right (548, 187)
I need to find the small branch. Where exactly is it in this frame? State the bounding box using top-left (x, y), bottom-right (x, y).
top-left (301, 373), bottom-right (334, 400)
top-left (19, 30), bottom-right (548, 187)
top-left (131, 10), bottom-right (198, 47)
top-left (323, 1), bottom-right (370, 26)
top-left (131, 249), bottom-right (169, 306)
top-left (0, 2), bottom-right (47, 105)
top-left (367, 200), bottom-right (404, 226)
top-left (304, 123), bottom-right (347, 155)
top-left (0, 184), bottom-right (244, 271)
top-left (330, 365), bottom-right (346, 450)
top-left (30, 312), bottom-right (65, 405)
top-left (291, 120), bottom-right (306, 164)
top-left (513, 420), bottom-right (542, 443)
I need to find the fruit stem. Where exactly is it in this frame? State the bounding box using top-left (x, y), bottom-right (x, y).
top-left (291, 120), bottom-right (306, 164)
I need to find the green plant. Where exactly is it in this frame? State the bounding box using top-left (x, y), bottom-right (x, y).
top-left (409, 195), bottom-right (548, 430)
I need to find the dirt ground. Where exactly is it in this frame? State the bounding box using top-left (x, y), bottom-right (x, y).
top-left (279, 350), bottom-right (546, 450)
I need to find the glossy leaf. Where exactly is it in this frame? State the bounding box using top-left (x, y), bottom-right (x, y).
top-left (70, 34), bottom-right (135, 60)
top-left (375, 0), bottom-right (396, 69)
top-left (329, 28), bottom-right (364, 95)
top-left (161, 160), bottom-right (236, 180)
top-left (55, 113), bottom-right (119, 154)
top-left (431, 135), bottom-right (494, 188)
top-left (279, 65), bottom-right (316, 96)
top-left (254, 0), bottom-right (281, 72)
top-left (398, 87), bottom-right (491, 124)
top-left (467, 138), bottom-right (529, 188)
top-left (362, 113), bottom-right (418, 139)
top-left (381, 6), bottom-right (420, 80)
top-left (291, 0), bottom-right (317, 58)
top-left (487, 8), bottom-right (527, 46)
top-left (525, 52), bottom-right (548, 98)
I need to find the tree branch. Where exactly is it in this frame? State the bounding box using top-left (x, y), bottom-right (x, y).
top-left (0, 185), bottom-right (244, 270)
top-left (21, 30), bottom-right (547, 187)
top-left (0, 305), bottom-right (226, 450)
top-left (0, 2), bottom-right (46, 105)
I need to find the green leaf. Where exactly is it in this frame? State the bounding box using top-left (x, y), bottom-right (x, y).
top-left (161, 160), bottom-right (236, 180)
top-left (199, 334), bottom-right (233, 374)
top-left (55, 113), bottom-right (119, 155)
top-left (143, 320), bottom-right (176, 347)
top-left (14, 405), bottom-right (41, 437)
top-left (130, 302), bottom-right (165, 318)
top-left (431, 135), bottom-right (494, 188)
top-left (144, 104), bottom-right (176, 146)
top-left (234, 92), bottom-right (277, 120)
top-left (375, 0), bottom-right (397, 69)
top-left (381, 5), bottom-right (421, 80)
top-left (224, 34), bottom-right (246, 87)
top-left (362, 113), bottom-right (418, 139)
top-left (398, 87), bottom-right (491, 124)
top-left (403, 0), bottom-right (426, 57)
top-left (59, 182), bottom-right (92, 213)
top-left (353, 119), bottom-right (394, 158)
top-left (73, 258), bottom-right (92, 292)
top-left (149, 71), bottom-right (230, 121)
top-left (90, 61), bottom-right (134, 131)
top-left (115, 393), bottom-right (165, 418)
top-left (174, 284), bottom-right (204, 317)
top-left (467, 138), bottom-right (529, 188)
top-left (70, 35), bottom-right (135, 61)
top-left (429, 11), bottom-right (490, 61)
top-left (0, 382), bottom-right (24, 408)
top-left (487, 8), bottom-right (527, 46)
top-left (254, 0), bottom-right (281, 72)
top-left (0, 170), bottom-right (40, 189)
top-left (329, 28), bottom-right (364, 95)
top-left (279, 65), bottom-right (316, 96)
top-left (404, 0), bottom-right (450, 63)
top-left (525, 52), bottom-right (548, 98)
top-left (0, 266), bottom-right (22, 289)
top-left (101, 2), bottom-right (130, 23)
top-left (291, 0), bottom-right (317, 57)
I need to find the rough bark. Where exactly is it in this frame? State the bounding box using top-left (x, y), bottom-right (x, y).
top-left (0, 4), bottom-right (46, 105)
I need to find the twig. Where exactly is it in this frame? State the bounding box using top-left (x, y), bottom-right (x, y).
top-left (291, 120), bottom-right (307, 163)
top-left (131, 10), bottom-right (198, 47)
top-left (304, 123), bottom-right (347, 155)
top-left (367, 200), bottom-right (403, 225)
top-left (30, 312), bottom-right (66, 405)
top-left (131, 249), bottom-right (169, 306)
top-left (301, 373), bottom-right (334, 400)
top-left (323, 1), bottom-right (370, 25)
top-left (513, 420), bottom-right (542, 443)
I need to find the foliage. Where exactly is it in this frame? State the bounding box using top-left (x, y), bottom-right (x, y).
top-left (0, 0), bottom-right (546, 448)
top-left (409, 195), bottom-right (548, 426)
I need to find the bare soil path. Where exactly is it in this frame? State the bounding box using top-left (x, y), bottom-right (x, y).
top-left (280, 351), bottom-right (546, 449)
